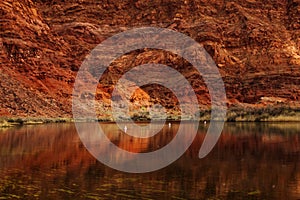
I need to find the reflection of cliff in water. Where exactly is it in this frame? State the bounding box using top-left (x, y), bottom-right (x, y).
top-left (0, 122), bottom-right (299, 199)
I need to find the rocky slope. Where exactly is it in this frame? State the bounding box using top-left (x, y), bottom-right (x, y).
top-left (1, 0), bottom-right (300, 121)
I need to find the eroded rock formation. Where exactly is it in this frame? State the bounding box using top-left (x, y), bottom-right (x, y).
top-left (1, 0), bottom-right (300, 120)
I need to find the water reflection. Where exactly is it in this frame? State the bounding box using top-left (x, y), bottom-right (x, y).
top-left (0, 122), bottom-right (299, 199)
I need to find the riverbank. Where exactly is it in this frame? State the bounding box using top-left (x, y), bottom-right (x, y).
top-left (0, 118), bottom-right (74, 128)
top-left (1, 105), bottom-right (300, 127)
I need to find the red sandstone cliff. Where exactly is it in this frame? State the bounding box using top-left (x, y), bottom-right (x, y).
top-left (1, 0), bottom-right (300, 120)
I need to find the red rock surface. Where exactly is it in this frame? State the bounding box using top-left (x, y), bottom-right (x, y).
top-left (1, 0), bottom-right (300, 119)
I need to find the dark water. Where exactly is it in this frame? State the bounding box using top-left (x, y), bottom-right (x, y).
top-left (0, 122), bottom-right (299, 199)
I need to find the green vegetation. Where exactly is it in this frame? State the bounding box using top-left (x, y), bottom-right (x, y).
top-left (226, 105), bottom-right (300, 122)
top-left (1, 105), bottom-right (300, 127)
top-left (0, 117), bottom-right (74, 128)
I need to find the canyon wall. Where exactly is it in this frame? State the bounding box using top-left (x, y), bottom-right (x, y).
top-left (1, 0), bottom-right (300, 120)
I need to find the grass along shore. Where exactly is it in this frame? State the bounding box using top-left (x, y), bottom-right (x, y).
top-left (1, 106), bottom-right (300, 127)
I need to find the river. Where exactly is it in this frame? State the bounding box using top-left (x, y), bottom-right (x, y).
top-left (0, 122), bottom-right (299, 199)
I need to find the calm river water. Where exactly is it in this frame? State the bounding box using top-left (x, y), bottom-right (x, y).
top-left (0, 122), bottom-right (299, 199)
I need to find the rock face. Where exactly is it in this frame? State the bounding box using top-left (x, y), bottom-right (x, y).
top-left (0, 0), bottom-right (300, 119)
